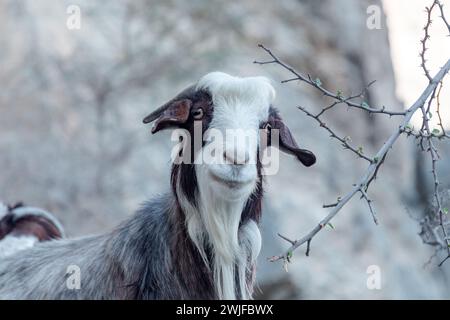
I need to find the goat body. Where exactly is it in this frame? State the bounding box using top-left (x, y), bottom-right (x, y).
top-left (0, 193), bottom-right (259, 299)
top-left (0, 72), bottom-right (315, 299)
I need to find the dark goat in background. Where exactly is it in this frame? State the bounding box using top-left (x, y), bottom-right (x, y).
top-left (0, 202), bottom-right (64, 258)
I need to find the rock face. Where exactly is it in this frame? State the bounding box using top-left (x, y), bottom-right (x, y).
top-left (0, 0), bottom-right (449, 298)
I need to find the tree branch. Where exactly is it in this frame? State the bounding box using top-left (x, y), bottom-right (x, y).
top-left (436, 0), bottom-right (450, 34)
top-left (259, 44), bottom-right (450, 262)
top-left (297, 105), bottom-right (373, 163)
top-left (260, 0), bottom-right (450, 267)
top-left (420, 2), bottom-right (438, 82)
top-left (254, 45), bottom-right (406, 116)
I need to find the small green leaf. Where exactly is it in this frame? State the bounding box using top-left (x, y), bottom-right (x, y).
top-left (357, 146), bottom-right (364, 155)
top-left (287, 251), bottom-right (293, 259)
top-left (361, 102), bottom-right (369, 109)
top-left (444, 208), bottom-right (449, 215)
top-left (337, 197), bottom-right (342, 202)
top-left (405, 123), bottom-right (413, 131)
top-left (314, 78), bottom-right (322, 86)
top-left (327, 222), bottom-right (335, 230)
top-left (337, 90), bottom-right (343, 99)
top-left (373, 157), bottom-right (379, 163)
top-left (432, 128), bottom-right (440, 136)
top-left (344, 136), bottom-right (352, 142)
top-left (427, 111), bottom-right (433, 119)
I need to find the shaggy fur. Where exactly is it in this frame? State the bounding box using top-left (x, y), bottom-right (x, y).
top-left (0, 72), bottom-right (315, 300)
top-left (0, 194), bottom-right (260, 299)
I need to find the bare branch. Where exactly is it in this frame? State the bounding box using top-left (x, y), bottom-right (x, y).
top-left (254, 44), bottom-right (406, 116)
top-left (436, 81), bottom-right (450, 139)
top-left (298, 105), bottom-right (373, 163)
top-left (256, 0), bottom-right (450, 267)
top-left (436, 0), bottom-right (450, 34)
top-left (277, 233), bottom-right (297, 246)
top-left (360, 188), bottom-right (378, 225)
top-left (305, 239), bottom-right (311, 257)
top-left (417, 84), bottom-right (450, 266)
top-left (257, 43), bottom-right (450, 263)
top-left (365, 152), bottom-right (388, 190)
top-left (439, 255), bottom-right (450, 267)
top-left (323, 202), bottom-right (339, 208)
top-left (420, 2), bottom-right (438, 82)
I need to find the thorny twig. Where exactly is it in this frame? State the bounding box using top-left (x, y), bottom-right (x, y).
top-left (360, 188), bottom-right (378, 225)
top-left (266, 58), bottom-right (450, 263)
top-left (416, 1), bottom-right (450, 265)
top-left (254, 45), bottom-right (406, 116)
top-left (258, 1), bottom-right (450, 266)
top-left (420, 1), bottom-right (438, 82)
top-left (437, 0), bottom-right (450, 34)
top-left (297, 105), bottom-right (373, 163)
top-left (436, 81), bottom-right (450, 139)
top-left (418, 96), bottom-right (450, 264)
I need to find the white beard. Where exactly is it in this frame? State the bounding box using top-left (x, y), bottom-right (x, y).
top-left (176, 168), bottom-right (262, 300)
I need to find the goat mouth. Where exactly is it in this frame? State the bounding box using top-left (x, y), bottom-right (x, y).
top-left (209, 172), bottom-right (253, 189)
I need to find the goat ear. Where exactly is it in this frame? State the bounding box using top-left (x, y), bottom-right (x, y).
top-left (143, 84), bottom-right (197, 134)
top-left (269, 110), bottom-right (316, 167)
top-left (143, 99), bottom-right (193, 134)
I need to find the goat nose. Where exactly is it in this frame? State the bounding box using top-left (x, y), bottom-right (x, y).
top-left (223, 149), bottom-right (250, 165)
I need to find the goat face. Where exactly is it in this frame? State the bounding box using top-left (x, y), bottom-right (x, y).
top-left (144, 72), bottom-right (316, 202)
top-left (144, 72), bottom-right (316, 299)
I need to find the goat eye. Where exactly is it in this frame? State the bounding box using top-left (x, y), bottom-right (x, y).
top-left (192, 108), bottom-right (204, 120)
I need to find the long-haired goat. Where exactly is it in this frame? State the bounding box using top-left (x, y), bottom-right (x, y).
top-left (0, 202), bottom-right (64, 258)
top-left (0, 72), bottom-right (315, 299)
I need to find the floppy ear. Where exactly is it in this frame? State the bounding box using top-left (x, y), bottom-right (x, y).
top-left (269, 108), bottom-right (316, 167)
top-left (145, 99), bottom-right (192, 134)
top-left (143, 85), bottom-right (196, 134)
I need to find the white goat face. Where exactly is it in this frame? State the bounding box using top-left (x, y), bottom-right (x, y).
top-left (194, 72), bottom-right (275, 201)
top-left (143, 71), bottom-right (316, 202)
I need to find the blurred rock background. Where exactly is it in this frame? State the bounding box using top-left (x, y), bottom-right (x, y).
top-left (0, 0), bottom-right (449, 299)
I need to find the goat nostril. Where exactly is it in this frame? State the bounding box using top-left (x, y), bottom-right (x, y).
top-left (223, 151), bottom-right (249, 165)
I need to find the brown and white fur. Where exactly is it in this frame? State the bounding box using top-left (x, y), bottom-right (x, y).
top-left (0, 72), bottom-right (315, 299)
top-left (0, 202), bottom-right (64, 259)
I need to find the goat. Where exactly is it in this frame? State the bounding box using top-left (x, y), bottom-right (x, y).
top-left (0, 72), bottom-right (316, 299)
top-left (0, 202), bottom-right (64, 258)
